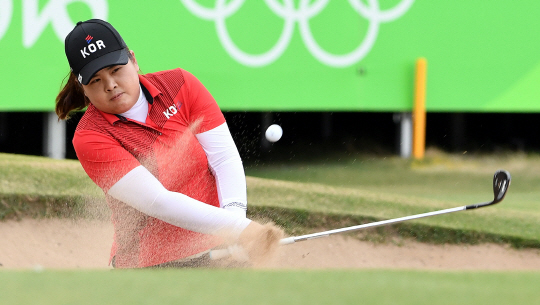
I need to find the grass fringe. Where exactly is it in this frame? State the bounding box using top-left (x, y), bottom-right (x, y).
top-left (0, 194), bottom-right (104, 220)
top-left (1, 195), bottom-right (539, 250)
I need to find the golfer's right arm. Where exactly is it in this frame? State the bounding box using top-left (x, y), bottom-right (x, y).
top-left (107, 165), bottom-right (252, 239)
top-left (73, 131), bottom-right (251, 241)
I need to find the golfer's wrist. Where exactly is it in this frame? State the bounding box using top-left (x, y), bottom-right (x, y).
top-left (223, 202), bottom-right (247, 218)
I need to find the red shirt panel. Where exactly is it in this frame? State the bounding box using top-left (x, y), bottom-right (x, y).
top-left (73, 68), bottom-right (226, 268)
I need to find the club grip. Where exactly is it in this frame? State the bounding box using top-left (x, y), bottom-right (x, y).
top-left (279, 237), bottom-right (296, 245)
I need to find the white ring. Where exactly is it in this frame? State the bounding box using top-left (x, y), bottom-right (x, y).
top-left (0, 0), bottom-right (13, 41)
top-left (181, 0), bottom-right (244, 19)
top-left (298, 0), bottom-right (379, 67)
top-left (348, 0), bottom-right (414, 22)
top-left (215, 0), bottom-right (296, 67)
top-left (181, 0), bottom-right (415, 67)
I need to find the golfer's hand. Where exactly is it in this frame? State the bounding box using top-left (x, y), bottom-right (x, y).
top-left (237, 221), bottom-right (284, 265)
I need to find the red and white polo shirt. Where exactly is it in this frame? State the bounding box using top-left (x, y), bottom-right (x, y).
top-left (73, 68), bottom-right (226, 268)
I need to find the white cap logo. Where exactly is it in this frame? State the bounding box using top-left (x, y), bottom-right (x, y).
top-left (78, 74), bottom-right (83, 83)
top-left (80, 39), bottom-right (106, 59)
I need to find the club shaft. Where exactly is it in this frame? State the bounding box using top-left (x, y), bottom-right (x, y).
top-left (209, 206), bottom-right (467, 259)
top-left (209, 170), bottom-right (509, 260)
top-left (280, 206), bottom-right (466, 245)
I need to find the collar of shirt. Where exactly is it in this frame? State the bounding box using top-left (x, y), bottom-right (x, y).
top-left (119, 85), bottom-right (148, 123)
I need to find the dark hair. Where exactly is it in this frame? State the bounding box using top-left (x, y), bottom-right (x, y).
top-left (55, 72), bottom-right (89, 120)
top-left (55, 48), bottom-right (134, 120)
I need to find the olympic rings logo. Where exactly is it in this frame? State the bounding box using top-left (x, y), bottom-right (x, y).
top-left (181, 0), bottom-right (414, 67)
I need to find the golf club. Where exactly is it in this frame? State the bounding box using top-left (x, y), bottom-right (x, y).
top-left (209, 169), bottom-right (511, 260)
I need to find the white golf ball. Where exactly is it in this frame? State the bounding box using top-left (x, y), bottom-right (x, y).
top-left (265, 124), bottom-right (283, 142)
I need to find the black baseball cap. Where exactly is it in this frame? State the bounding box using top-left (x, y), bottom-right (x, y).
top-left (65, 19), bottom-right (129, 85)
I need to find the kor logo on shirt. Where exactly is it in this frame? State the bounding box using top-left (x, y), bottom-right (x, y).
top-left (163, 102), bottom-right (182, 119)
top-left (81, 40), bottom-right (106, 58)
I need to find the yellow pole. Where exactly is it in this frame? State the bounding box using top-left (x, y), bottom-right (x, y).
top-left (413, 58), bottom-right (427, 159)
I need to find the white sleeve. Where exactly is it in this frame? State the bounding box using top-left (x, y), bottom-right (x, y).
top-left (196, 122), bottom-right (247, 218)
top-left (107, 165), bottom-right (251, 239)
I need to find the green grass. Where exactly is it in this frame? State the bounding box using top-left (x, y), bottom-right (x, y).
top-left (245, 152), bottom-right (540, 246)
top-left (1, 152), bottom-right (540, 247)
top-left (0, 153), bottom-right (100, 197)
top-left (246, 151), bottom-right (540, 207)
top-left (1, 269), bottom-right (539, 305)
top-left (1, 152), bottom-right (540, 304)
top-left (0, 153), bottom-right (103, 219)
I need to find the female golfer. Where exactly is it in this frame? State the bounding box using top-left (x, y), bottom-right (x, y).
top-left (56, 19), bottom-right (283, 268)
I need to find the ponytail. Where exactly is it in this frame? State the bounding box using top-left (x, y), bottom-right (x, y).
top-left (55, 72), bottom-right (89, 120)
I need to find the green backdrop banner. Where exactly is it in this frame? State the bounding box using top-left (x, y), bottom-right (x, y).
top-left (1, 0), bottom-right (539, 112)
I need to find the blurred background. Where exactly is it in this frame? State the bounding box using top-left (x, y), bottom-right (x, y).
top-left (1, 0), bottom-right (539, 162)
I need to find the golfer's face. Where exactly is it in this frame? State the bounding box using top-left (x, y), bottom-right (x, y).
top-left (82, 52), bottom-right (140, 114)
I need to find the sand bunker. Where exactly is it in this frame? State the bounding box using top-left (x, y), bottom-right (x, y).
top-left (1, 218), bottom-right (539, 270)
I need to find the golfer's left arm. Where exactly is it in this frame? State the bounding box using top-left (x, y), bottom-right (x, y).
top-left (196, 122), bottom-right (247, 218)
